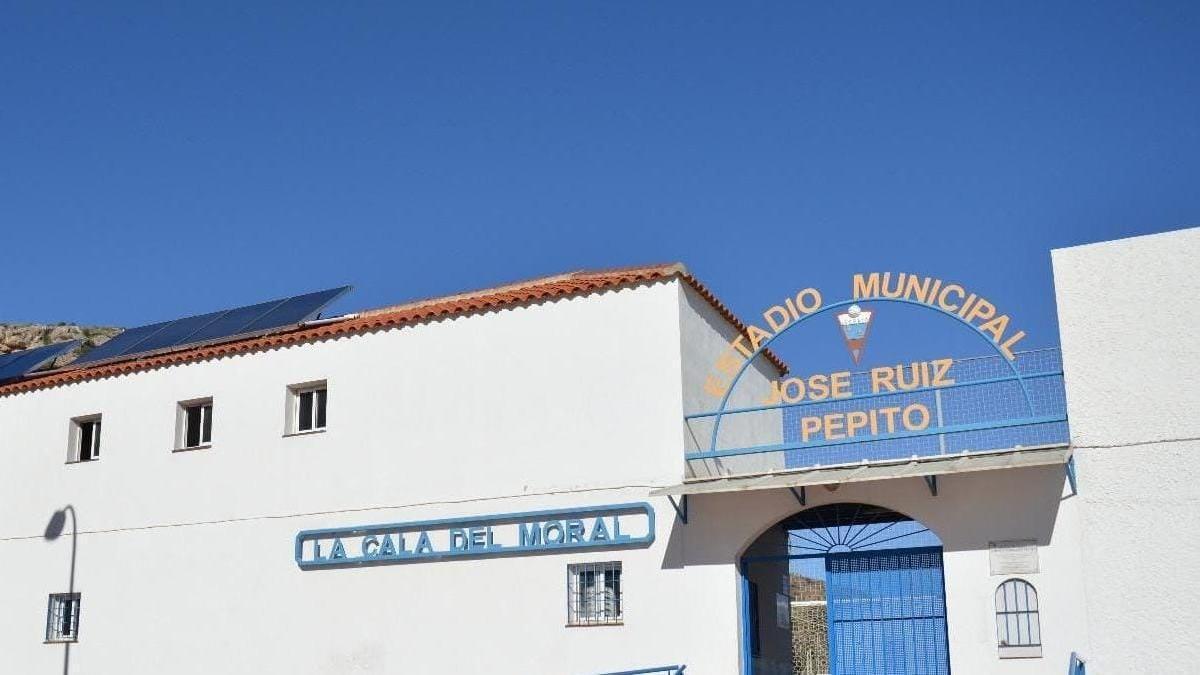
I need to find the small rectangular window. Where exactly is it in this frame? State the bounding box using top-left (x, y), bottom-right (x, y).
top-left (178, 399), bottom-right (213, 449)
top-left (69, 415), bottom-right (102, 462)
top-left (45, 593), bottom-right (81, 642)
top-left (568, 562), bottom-right (622, 626)
top-left (288, 382), bottom-right (327, 434)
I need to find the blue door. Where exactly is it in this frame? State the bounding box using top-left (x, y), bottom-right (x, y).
top-left (825, 546), bottom-right (950, 675)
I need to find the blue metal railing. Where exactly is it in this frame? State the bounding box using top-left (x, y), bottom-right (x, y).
top-left (590, 662), bottom-right (686, 667)
top-left (685, 348), bottom-right (1070, 470)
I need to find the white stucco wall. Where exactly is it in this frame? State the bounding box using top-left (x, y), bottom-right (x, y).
top-left (2, 242), bottom-right (1154, 675)
top-left (0, 280), bottom-right (719, 674)
top-left (1052, 226), bottom-right (1200, 675)
top-left (661, 464), bottom-right (1087, 675)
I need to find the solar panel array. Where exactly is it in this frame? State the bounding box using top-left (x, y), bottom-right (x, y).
top-left (71, 286), bottom-right (351, 367)
top-left (0, 340), bottom-right (82, 384)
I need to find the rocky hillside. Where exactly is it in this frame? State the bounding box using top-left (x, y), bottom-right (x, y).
top-left (0, 323), bottom-right (123, 367)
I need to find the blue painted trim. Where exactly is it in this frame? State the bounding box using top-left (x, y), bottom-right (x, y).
top-left (739, 560), bottom-right (753, 675)
top-left (294, 502), bottom-right (654, 569)
top-left (685, 370), bottom-right (1063, 420)
top-left (744, 545), bottom-right (946, 565)
top-left (590, 662), bottom-right (686, 667)
top-left (743, 551), bottom-right (829, 564)
top-left (686, 414), bottom-right (1067, 461)
top-left (705, 297), bottom-right (1038, 455)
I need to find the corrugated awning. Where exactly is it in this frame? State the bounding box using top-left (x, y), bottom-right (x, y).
top-left (650, 444), bottom-right (1071, 497)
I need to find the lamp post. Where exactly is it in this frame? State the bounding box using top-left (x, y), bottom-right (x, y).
top-left (44, 505), bottom-right (77, 675)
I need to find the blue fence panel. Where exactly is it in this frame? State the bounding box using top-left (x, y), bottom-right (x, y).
top-left (825, 548), bottom-right (950, 675)
top-left (777, 349), bottom-right (1068, 469)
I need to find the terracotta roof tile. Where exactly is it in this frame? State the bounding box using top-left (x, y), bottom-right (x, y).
top-left (0, 263), bottom-right (786, 396)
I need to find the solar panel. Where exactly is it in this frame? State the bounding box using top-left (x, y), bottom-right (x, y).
top-left (70, 286), bottom-right (351, 367)
top-left (181, 299), bottom-right (291, 346)
top-left (241, 288), bottom-right (352, 333)
top-left (66, 321), bottom-right (173, 365)
top-left (0, 340), bottom-right (82, 383)
top-left (122, 310), bottom-right (231, 355)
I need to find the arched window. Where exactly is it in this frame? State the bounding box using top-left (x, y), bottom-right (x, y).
top-left (995, 578), bottom-right (1042, 658)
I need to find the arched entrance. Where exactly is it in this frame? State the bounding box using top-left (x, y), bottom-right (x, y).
top-left (740, 503), bottom-right (950, 675)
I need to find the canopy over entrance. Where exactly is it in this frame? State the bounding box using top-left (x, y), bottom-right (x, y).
top-left (652, 444), bottom-right (1070, 498)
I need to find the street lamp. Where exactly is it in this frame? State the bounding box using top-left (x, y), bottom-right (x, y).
top-left (44, 505), bottom-right (77, 675)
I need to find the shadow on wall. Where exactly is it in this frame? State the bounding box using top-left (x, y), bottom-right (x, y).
top-left (657, 464), bottom-right (1071, 568)
top-left (44, 505), bottom-right (78, 675)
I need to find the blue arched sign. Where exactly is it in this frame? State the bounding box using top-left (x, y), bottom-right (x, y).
top-left (686, 273), bottom-right (1068, 468)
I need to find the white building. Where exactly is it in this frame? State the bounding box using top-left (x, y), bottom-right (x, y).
top-left (1, 228), bottom-right (1197, 675)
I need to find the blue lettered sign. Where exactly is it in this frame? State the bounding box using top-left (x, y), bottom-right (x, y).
top-left (294, 502), bottom-right (655, 569)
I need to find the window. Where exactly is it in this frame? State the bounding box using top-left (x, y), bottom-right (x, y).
top-left (996, 578), bottom-right (1042, 658)
top-left (287, 382), bottom-right (327, 434)
top-left (45, 593), bottom-right (80, 642)
top-left (68, 415), bottom-right (101, 462)
top-left (568, 562), bottom-right (622, 626)
top-left (177, 399), bottom-right (213, 449)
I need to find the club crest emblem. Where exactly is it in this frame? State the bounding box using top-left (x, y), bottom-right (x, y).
top-left (836, 304), bottom-right (873, 364)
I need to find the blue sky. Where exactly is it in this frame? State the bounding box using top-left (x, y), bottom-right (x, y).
top-left (2, 2), bottom-right (1197, 370)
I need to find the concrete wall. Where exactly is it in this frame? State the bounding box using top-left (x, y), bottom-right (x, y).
top-left (677, 283), bottom-right (784, 478)
top-left (1052, 226), bottom-right (1200, 674)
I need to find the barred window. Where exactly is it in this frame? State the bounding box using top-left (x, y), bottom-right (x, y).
top-left (996, 579), bottom-right (1041, 657)
top-left (568, 562), bottom-right (622, 626)
top-left (45, 593), bottom-right (80, 643)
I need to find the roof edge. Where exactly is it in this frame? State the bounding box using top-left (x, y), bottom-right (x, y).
top-left (0, 263), bottom-right (785, 396)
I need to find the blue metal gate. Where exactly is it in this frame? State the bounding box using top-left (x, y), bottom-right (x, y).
top-left (825, 546), bottom-right (950, 675)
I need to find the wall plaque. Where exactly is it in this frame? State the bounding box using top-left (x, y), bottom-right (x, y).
top-left (989, 539), bottom-right (1039, 575)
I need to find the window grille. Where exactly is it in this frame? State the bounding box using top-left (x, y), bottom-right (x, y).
top-left (45, 593), bottom-right (80, 642)
top-left (995, 579), bottom-right (1041, 651)
top-left (568, 562), bottom-right (622, 625)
